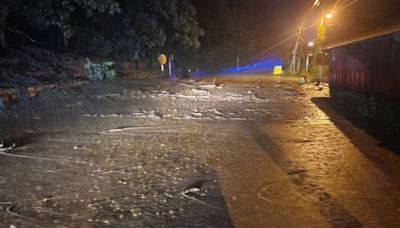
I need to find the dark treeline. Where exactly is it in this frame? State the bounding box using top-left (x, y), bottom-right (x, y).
top-left (0, 0), bottom-right (262, 70)
top-left (191, 0), bottom-right (260, 69)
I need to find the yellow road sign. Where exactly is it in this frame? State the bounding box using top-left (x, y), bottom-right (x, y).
top-left (273, 66), bottom-right (283, 75)
top-left (158, 54), bottom-right (167, 65)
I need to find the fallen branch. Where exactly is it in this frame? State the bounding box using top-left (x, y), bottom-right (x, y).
top-left (7, 28), bottom-right (40, 44)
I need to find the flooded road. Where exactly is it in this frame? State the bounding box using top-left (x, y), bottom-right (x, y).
top-left (0, 75), bottom-right (399, 227)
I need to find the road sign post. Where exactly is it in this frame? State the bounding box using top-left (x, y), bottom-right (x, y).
top-left (158, 54), bottom-right (167, 72)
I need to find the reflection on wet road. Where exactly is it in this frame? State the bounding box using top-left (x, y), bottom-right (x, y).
top-left (0, 75), bottom-right (399, 227)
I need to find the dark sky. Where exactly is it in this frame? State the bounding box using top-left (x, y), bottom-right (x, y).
top-left (240, 0), bottom-right (400, 56)
top-left (325, 0), bottom-right (400, 46)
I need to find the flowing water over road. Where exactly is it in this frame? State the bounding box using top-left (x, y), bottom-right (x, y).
top-left (0, 75), bottom-right (399, 227)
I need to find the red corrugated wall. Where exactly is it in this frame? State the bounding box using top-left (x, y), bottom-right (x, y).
top-left (328, 32), bottom-right (400, 101)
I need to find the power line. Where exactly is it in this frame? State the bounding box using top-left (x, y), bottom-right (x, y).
top-left (248, 0), bottom-right (360, 62)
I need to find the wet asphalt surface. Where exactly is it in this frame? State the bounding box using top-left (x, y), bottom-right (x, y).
top-left (0, 75), bottom-right (400, 227)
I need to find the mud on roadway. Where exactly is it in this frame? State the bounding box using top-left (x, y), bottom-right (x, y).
top-left (0, 75), bottom-right (400, 227)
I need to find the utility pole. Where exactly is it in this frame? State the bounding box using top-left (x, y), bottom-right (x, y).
top-left (289, 41), bottom-right (298, 73)
top-left (296, 25), bottom-right (304, 72)
top-left (289, 24), bottom-right (305, 74)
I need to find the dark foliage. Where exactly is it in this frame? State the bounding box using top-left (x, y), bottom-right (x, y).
top-left (0, 0), bottom-right (204, 68)
top-left (0, 0), bottom-right (267, 70)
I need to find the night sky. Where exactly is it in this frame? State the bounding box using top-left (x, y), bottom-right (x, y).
top-left (325, 0), bottom-right (400, 46)
top-left (238, 0), bottom-right (400, 56)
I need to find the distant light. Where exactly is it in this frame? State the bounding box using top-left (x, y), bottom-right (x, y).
top-left (222, 58), bottom-right (284, 73)
top-left (273, 66), bottom-right (283, 75)
top-left (326, 12), bottom-right (334, 19)
top-left (308, 41), bottom-right (315, 47)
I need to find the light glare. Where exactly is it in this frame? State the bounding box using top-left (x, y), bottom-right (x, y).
top-left (326, 12), bottom-right (334, 19)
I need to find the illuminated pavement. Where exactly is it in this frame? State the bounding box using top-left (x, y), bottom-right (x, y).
top-left (0, 75), bottom-right (400, 227)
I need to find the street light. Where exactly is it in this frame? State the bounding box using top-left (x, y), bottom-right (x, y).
top-left (320, 11), bottom-right (334, 28)
top-left (308, 41), bottom-right (315, 47)
top-left (314, 11), bottom-right (334, 84)
top-left (325, 12), bottom-right (334, 20)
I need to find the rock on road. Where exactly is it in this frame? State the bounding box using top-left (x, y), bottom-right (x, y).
top-left (0, 74), bottom-right (399, 227)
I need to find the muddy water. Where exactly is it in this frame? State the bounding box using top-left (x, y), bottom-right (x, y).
top-left (0, 76), bottom-right (399, 227)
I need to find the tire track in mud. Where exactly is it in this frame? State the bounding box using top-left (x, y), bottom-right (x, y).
top-left (243, 122), bottom-right (363, 228)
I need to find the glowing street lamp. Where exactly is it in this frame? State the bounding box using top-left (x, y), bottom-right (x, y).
top-left (315, 10), bottom-right (335, 47)
top-left (314, 11), bottom-right (334, 83)
top-left (325, 12), bottom-right (334, 20)
top-left (308, 41), bottom-right (315, 47)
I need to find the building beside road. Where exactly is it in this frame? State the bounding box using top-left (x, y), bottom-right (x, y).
top-left (327, 31), bottom-right (400, 102)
